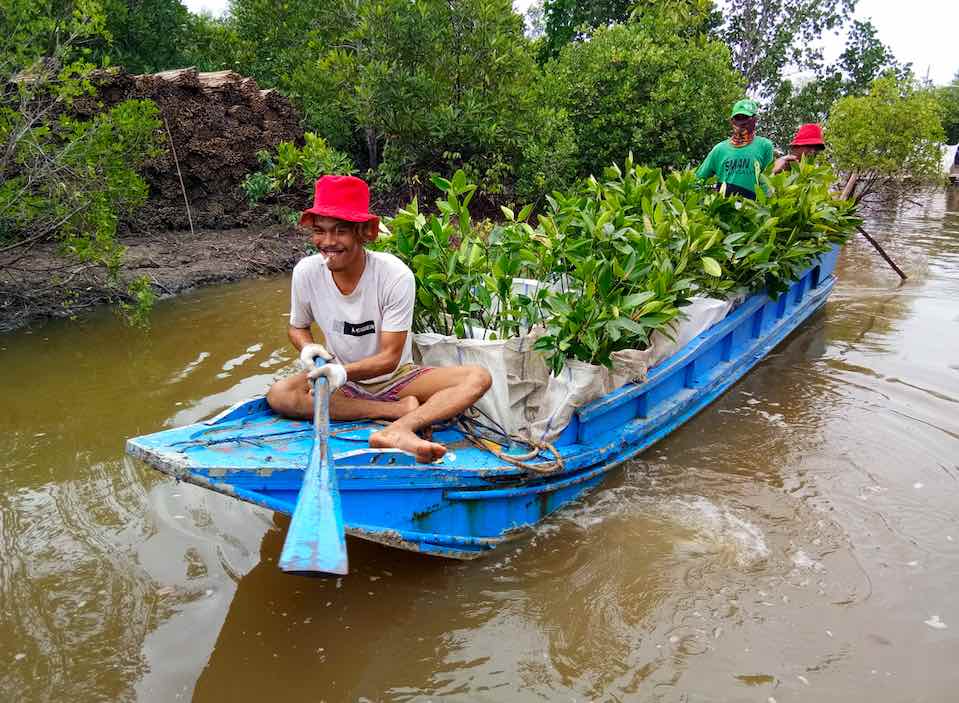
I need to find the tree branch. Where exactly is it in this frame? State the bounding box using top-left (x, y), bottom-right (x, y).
top-left (0, 203), bottom-right (86, 256)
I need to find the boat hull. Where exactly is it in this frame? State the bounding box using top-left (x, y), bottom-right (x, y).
top-left (126, 247), bottom-right (841, 560)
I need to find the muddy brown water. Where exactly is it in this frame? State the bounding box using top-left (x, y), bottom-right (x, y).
top-left (2, 190), bottom-right (959, 702)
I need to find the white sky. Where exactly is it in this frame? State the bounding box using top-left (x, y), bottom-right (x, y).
top-left (184, 0), bottom-right (958, 85)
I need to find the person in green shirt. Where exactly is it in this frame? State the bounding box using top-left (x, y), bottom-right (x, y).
top-left (696, 98), bottom-right (774, 199)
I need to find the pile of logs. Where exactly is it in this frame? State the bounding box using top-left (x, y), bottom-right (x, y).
top-left (76, 67), bottom-right (303, 231)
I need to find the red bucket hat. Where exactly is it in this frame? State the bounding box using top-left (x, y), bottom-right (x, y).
top-left (300, 175), bottom-right (379, 235)
top-left (790, 123), bottom-right (825, 147)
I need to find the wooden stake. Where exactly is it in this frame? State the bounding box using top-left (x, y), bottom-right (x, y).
top-left (162, 112), bottom-right (195, 237)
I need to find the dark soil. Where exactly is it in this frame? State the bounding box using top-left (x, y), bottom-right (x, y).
top-left (0, 226), bottom-right (306, 334)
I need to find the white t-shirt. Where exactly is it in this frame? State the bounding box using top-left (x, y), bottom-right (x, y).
top-left (289, 251), bottom-right (415, 383)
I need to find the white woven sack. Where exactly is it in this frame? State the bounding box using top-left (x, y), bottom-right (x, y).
top-left (610, 295), bottom-right (733, 388)
top-left (529, 359), bottom-right (611, 443)
top-left (503, 330), bottom-right (550, 435)
top-left (414, 332), bottom-right (510, 434)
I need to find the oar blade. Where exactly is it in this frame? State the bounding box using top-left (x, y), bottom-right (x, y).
top-left (278, 447), bottom-right (348, 574)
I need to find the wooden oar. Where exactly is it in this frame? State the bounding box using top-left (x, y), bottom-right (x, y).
top-left (841, 173), bottom-right (908, 280)
top-left (279, 358), bottom-right (349, 575)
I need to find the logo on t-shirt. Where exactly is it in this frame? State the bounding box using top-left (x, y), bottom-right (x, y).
top-left (343, 319), bottom-right (376, 337)
top-left (723, 157), bottom-right (755, 175)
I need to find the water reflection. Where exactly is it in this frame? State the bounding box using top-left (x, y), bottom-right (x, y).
top-left (193, 524), bottom-right (455, 701)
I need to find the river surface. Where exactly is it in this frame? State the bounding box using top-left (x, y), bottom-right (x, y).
top-left (2, 189), bottom-right (959, 702)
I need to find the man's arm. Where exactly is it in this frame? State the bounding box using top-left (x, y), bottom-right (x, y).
top-left (761, 139), bottom-right (775, 170)
top-left (772, 154), bottom-right (798, 174)
top-left (341, 330), bottom-right (406, 382)
top-left (695, 147), bottom-right (716, 180)
top-left (291, 324), bottom-right (406, 382)
top-left (288, 325), bottom-right (315, 351)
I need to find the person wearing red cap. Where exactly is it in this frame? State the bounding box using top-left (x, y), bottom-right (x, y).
top-left (772, 123), bottom-right (826, 174)
top-left (266, 175), bottom-right (492, 463)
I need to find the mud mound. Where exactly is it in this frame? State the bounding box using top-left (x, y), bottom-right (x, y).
top-left (76, 68), bottom-right (303, 231)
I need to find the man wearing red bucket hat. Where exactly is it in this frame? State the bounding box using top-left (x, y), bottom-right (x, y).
top-left (772, 123), bottom-right (826, 173)
top-left (266, 175), bottom-right (492, 463)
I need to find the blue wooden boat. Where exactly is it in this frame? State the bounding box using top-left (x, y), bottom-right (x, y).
top-left (126, 247), bottom-right (841, 561)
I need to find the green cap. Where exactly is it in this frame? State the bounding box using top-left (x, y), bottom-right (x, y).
top-left (730, 98), bottom-right (758, 118)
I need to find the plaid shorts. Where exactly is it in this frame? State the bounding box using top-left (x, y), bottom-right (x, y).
top-left (338, 363), bottom-right (433, 402)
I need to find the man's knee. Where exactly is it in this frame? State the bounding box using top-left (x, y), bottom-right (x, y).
top-left (266, 373), bottom-right (303, 415)
top-left (463, 365), bottom-right (492, 395)
top-left (265, 381), bottom-right (287, 413)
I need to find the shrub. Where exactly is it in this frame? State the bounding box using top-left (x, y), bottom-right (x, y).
top-left (543, 22), bottom-right (744, 178)
top-left (272, 0), bottom-right (577, 205)
top-left (241, 133), bottom-right (355, 205)
top-left (379, 158), bottom-right (859, 374)
top-left (1, 0), bottom-right (165, 324)
top-left (826, 73), bottom-right (945, 202)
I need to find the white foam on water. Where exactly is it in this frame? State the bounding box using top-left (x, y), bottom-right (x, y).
top-left (167, 351), bottom-right (210, 384)
top-left (754, 409), bottom-right (789, 429)
top-left (791, 549), bottom-right (825, 572)
top-left (662, 497), bottom-right (770, 566)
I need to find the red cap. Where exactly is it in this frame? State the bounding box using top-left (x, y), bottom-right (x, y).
top-left (790, 123), bottom-right (825, 147)
top-left (300, 175), bottom-right (379, 233)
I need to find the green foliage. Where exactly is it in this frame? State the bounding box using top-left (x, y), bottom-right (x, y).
top-left (227, 0), bottom-right (575, 204)
top-left (837, 20), bottom-right (909, 95)
top-left (241, 133), bottom-right (355, 206)
top-left (120, 274), bottom-right (158, 328)
top-left (826, 73), bottom-right (946, 201)
top-left (177, 12), bottom-right (243, 72)
top-left (228, 0), bottom-right (354, 87)
top-left (539, 0), bottom-right (634, 61)
top-left (101, 0), bottom-right (191, 73)
top-left (379, 158), bottom-right (857, 375)
top-left (1, 0), bottom-right (164, 322)
top-left (543, 22), bottom-right (743, 177)
top-left (936, 73), bottom-right (959, 144)
top-left (0, 0), bottom-right (111, 66)
top-left (761, 20), bottom-right (909, 148)
top-left (719, 0), bottom-right (855, 96)
top-left (0, 96), bottom-right (162, 264)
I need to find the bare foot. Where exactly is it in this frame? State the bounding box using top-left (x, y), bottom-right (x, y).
top-left (370, 427), bottom-right (447, 463)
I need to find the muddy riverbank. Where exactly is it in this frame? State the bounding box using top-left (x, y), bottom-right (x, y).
top-left (0, 225), bottom-right (304, 333)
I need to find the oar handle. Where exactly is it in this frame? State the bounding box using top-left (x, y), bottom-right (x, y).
top-left (311, 357), bottom-right (330, 453)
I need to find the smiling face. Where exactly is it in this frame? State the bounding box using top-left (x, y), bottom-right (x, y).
top-left (307, 216), bottom-right (370, 273)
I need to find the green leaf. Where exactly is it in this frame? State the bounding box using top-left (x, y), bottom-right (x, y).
top-left (430, 175), bottom-right (451, 192)
top-left (701, 256), bottom-right (722, 277)
top-left (622, 291), bottom-right (656, 308)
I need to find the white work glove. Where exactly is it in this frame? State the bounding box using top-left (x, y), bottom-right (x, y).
top-left (307, 363), bottom-right (348, 392)
top-left (299, 343), bottom-right (333, 368)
